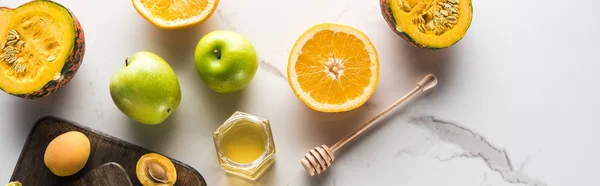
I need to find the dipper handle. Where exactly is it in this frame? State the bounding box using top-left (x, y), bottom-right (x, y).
top-left (301, 74), bottom-right (438, 176)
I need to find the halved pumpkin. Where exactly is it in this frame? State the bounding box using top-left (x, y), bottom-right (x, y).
top-left (0, 0), bottom-right (85, 99)
top-left (380, 0), bottom-right (473, 49)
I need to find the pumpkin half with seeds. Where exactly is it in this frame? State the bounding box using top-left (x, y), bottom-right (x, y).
top-left (0, 0), bottom-right (85, 99)
top-left (380, 0), bottom-right (472, 49)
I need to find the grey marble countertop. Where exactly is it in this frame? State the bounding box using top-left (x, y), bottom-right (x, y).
top-left (1, 0), bottom-right (597, 185)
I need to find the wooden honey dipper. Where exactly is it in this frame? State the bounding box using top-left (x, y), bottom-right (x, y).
top-left (301, 74), bottom-right (438, 176)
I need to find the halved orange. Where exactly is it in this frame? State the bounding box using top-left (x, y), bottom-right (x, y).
top-left (288, 23), bottom-right (379, 113)
top-left (132, 0), bottom-right (219, 30)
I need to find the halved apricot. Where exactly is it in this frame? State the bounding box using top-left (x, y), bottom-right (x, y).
top-left (136, 153), bottom-right (177, 186)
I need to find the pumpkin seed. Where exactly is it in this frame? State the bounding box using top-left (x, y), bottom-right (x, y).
top-left (22, 62), bottom-right (28, 72)
top-left (440, 10), bottom-right (450, 17)
top-left (7, 30), bottom-right (19, 41)
top-left (8, 29), bottom-right (18, 36)
top-left (6, 35), bottom-right (17, 41)
top-left (21, 20), bottom-right (33, 29)
top-left (53, 73), bottom-right (61, 80)
top-left (16, 41), bottom-right (24, 50)
top-left (418, 24), bottom-right (426, 32)
top-left (426, 21), bottom-right (435, 30)
top-left (444, 3), bottom-right (454, 10)
top-left (16, 64), bottom-right (26, 73)
top-left (413, 16), bottom-right (425, 24)
top-left (402, 2), bottom-right (411, 12)
top-left (6, 56), bottom-right (16, 64)
top-left (3, 46), bottom-right (14, 52)
top-left (5, 49), bottom-right (17, 56)
top-left (416, 0), bottom-right (460, 35)
top-left (13, 60), bottom-right (24, 72)
top-left (436, 18), bottom-right (445, 27)
top-left (398, 0), bottom-right (409, 12)
top-left (3, 54), bottom-right (14, 61)
top-left (437, 27), bottom-right (446, 35)
top-left (0, 40), bottom-right (5, 49)
top-left (449, 7), bottom-right (458, 14)
top-left (46, 55), bottom-right (56, 62)
top-left (6, 39), bottom-right (17, 46)
top-left (446, 15), bottom-right (458, 22)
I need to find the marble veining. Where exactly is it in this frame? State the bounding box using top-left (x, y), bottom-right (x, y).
top-left (1, 0), bottom-right (598, 185)
top-left (216, 10), bottom-right (238, 32)
top-left (217, 10), bottom-right (287, 81)
top-left (409, 116), bottom-right (547, 186)
top-left (259, 59), bottom-right (287, 81)
top-left (331, 3), bottom-right (351, 22)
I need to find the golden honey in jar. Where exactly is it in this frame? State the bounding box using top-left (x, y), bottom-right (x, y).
top-left (213, 111), bottom-right (276, 180)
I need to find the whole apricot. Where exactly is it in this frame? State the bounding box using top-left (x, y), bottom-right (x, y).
top-left (44, 131), bottom-right (91, 176)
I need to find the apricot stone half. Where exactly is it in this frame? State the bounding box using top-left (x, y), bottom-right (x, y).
top-left (136, 153), bottom-right (177, 186)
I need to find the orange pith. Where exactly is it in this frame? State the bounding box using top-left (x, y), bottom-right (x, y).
top-left (288, 23), bottom-right (379, 112)
top-left (133, 0), bottom-right (219, 29)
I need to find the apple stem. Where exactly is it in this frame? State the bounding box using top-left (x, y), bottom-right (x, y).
top-left (125, 58), bottom-right (129, 66)
top-left (213, 49), bottom-right (221, 60)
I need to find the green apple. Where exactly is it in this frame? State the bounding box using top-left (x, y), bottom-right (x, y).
top-left (194, 30), bottom-right (258, 93)
top-left (109, 51), bottom-right (181, 125)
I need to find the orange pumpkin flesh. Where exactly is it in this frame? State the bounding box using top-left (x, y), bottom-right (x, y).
top-left (380, 0), bottom-right (473, 49)
top-left (0, 0), bottom-right (85, 98)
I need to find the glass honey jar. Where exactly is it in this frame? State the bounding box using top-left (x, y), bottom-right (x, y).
top-left (213, 111), bottom-right (276, 180)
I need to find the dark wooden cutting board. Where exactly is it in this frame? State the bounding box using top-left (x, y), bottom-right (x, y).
top-left (9, 116), bottom-right (207, 186)
top-left (68, 162), bottom-right (133, 186)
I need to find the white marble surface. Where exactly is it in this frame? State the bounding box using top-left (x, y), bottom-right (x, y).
top-left (1, 0), bottom-right (598, 185)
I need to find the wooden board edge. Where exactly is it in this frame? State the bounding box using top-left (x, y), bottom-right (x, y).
top-left (8, 115), bottom-right (51, 182)
top-left (9, 115), bottom-right (207, 185)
